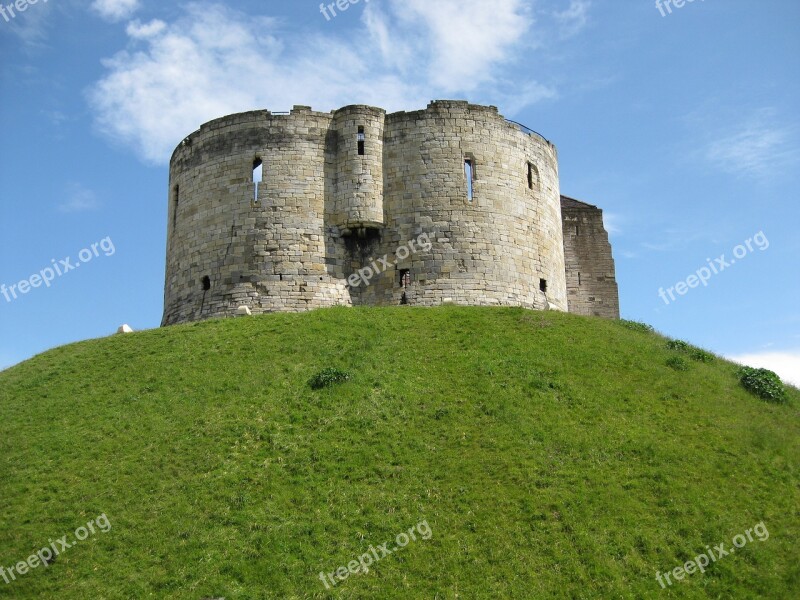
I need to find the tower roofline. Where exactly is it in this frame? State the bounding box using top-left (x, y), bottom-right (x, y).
top-left (561, 195), bottom-right (601, 211)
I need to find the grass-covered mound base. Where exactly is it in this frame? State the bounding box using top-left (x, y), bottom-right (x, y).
top-left (1, 307), bottom-right (798, 599)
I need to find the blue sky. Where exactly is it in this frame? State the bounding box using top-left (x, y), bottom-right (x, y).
top-left (1, 0), bottom-right (798, 384)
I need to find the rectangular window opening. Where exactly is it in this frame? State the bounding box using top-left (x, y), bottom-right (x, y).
top-left (578, 272), bottom-right (582, 286)
top-left (172, 185), bottom-right (179, 231)
top-left (252, 158), bottom-right (263, 203)
top-left (527, 163), bottom-right (534, 190)
top-left (539, 278), bottom-right (548, 293)
top-left (399, 269), bottom-right (411, 288)
top-left (357, 126), bottom-right (365, 155)
top-left (464, 159), bottom-right (474, 202)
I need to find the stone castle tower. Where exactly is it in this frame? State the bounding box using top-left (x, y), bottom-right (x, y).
top-left (162, 100), bottom-right (618, 325)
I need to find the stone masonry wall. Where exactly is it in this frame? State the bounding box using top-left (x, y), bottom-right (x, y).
top-left (560, 196), bottom-right (620, 318)
top-left (162, 101), bottom-right (600, 326)
top-left (355, 100), bottom-right (566, 311)
top-left (163, 107), bottom-right (349, 326)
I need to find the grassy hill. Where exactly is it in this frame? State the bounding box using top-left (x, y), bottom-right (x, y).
top-left (1, 307), bottom-right (798, 599)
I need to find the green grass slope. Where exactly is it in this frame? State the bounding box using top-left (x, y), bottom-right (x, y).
top-left (1, 307), bottom-right (798, 599)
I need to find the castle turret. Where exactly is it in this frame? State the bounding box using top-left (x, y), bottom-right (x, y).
top-left (162, 106), bottom-right (350, 326)
top-left (373, 100), bottom-right (568, 311)
top-left (329, 105), bottom-right (386, 232)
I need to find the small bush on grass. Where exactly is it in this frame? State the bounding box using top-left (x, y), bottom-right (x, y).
top-left (666, 356), bottom-right (689, 372)
top-left (737, 367), bottom-right (787, 404)
top-left (309, 367), bottom-right (351, 390)
top-left (619, 320), bottom-right (655, 334)
top-left (666, 340), bottom-right (690, 352)
top-left (689, 348), bottom-right (715, 363)
top-left (666, 339), bottom-right (716, 363)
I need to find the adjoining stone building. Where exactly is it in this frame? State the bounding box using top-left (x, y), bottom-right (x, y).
top-left (161, 100), bottom-right (619, 326)
top-left (560, 196), bottom-right (619, 319)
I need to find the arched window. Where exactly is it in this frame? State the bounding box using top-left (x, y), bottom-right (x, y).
top-left (252, 158), bottom-right (263, 203)
top-left (527, 162), bottom-right (540, 191)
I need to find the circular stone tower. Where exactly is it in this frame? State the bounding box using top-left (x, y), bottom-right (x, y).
top-left (162, 101), bottom-right (567, 326)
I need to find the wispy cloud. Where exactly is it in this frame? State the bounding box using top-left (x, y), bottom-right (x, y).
top-left (91, 0), bottom-right (141, 22)
top-left (553, 0), bottom-right (591, 38)
top-left (1, 0), bottom-right (55, 48)
top-left (87, 0), bottom-right (549, 164)
top-left (728, 350), bottom-right (800, 388)
top-left (59, 183), bottom-right (100, 213)
top-left (2, 0), bottom-right (140, 48)
top-left (603, 212), bottom-right (623, 236)
top-left (126, 18), bottom-right (166, 39)
top-left (640, 228), bottom-right (707, 252)
top-left (494, 80), bottom-right (558, 117)
top-left (704, 109), bottom-right (798, 179)
top-left (41, 109), bottom-right (69, 127)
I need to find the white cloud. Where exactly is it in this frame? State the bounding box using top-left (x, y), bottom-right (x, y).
top-left (59, 183), bottom-right (100, 213)
top-left (728, 351), bottom-right (800, 388)
top-left (91, 0), bottom-right (141, 22)
top-left (375, 0), bottom-right (533, 91)
top-left (705, 109), bottom-right (798, 178)
top-left (88, 1), bottom-right (545, 164)
top-left (126, 19), bottom-right (167, 40)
